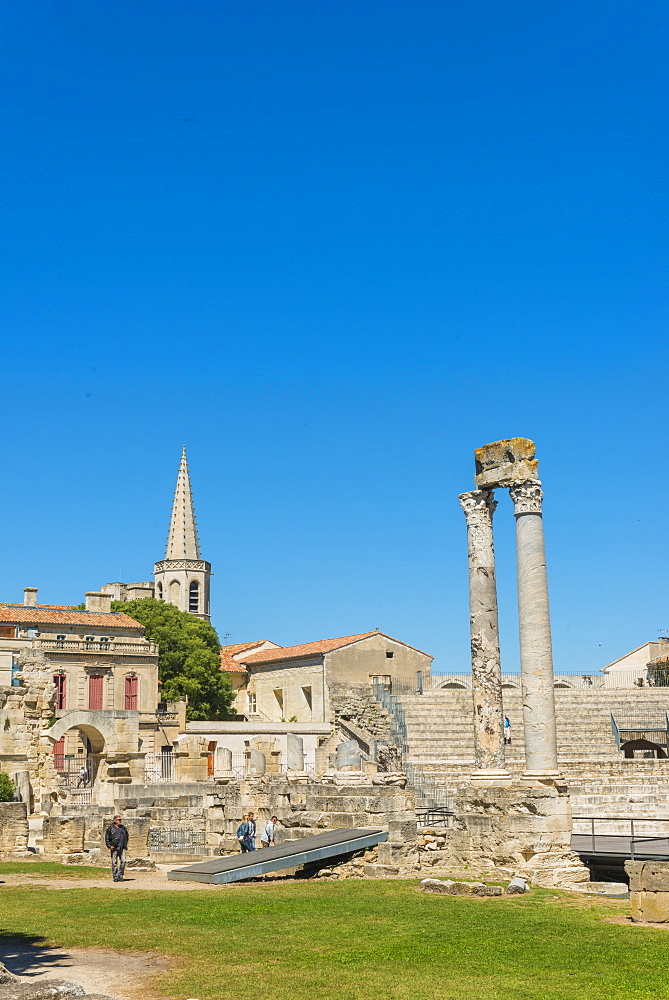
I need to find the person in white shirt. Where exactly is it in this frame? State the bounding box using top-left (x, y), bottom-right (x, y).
top-left (261, 815), bottom-right (278, 847)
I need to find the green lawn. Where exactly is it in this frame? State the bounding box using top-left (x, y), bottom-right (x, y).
top-left (0, 862), bottom-right (109, 877)
top-left (0, 875), bottom-right (666, 1000)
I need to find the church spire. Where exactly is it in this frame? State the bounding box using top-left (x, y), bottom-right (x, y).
top-left (165, 447), bottom-right (201, 560)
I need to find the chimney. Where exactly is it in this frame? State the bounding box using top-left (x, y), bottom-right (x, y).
top-left (85, 592), bottom-right (113, 613)
top-left (23, 588), bottom-right (38, 606)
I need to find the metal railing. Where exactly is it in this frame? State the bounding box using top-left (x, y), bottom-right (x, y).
top-left (572, 815), bottom-right (669, 860)
top-left (372, 677), bottom-right (454, 820)
top-left (416, 807), bottom-right (453, 829)
top-left (54, 755), bottom-right (96, 789)
top-left (377, 669), bottom-right (654, 695)
top-left (144, 752), bottom-right (176, 782)
top-left (148, 828), bottom-right (207, 854)
top-left (610, 712), bottom-right (669, 751)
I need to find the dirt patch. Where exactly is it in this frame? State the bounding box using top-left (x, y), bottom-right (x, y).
top-left (0, 938), bottom-right (169, 999)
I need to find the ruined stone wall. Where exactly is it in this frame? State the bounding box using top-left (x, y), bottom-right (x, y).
top-left (108, 774), bottom-right (416, 860)
top-left (0, 648), bottom-right (58, 809)
top-left (435, 781), bottom-right (588, 886)
top-left (329, 681), bottom-right (392, 741)
top-left (0, 802), bottom-right (29, 855)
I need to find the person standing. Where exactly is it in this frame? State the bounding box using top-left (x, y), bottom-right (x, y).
top-left (104, 814), bottom-right (129, 882)
top-left (261, 815), bottom-right (278, 848)
top-left (77, 765), bottom-right (88, 788)
top-left (236, 812), bottom-right (256, 853)
top-left (504, 716), bottom-right (511, 746)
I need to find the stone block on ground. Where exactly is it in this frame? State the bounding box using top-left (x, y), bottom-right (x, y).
top-left (123, 856), bottom-right (156, 871)
top-left (420, 878), bottom-right (503, 897)
top-left (506, 876), bottom-right (529, 894)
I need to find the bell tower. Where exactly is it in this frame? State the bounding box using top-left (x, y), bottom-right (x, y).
top-left (153, 448), bottom-right (211, 620)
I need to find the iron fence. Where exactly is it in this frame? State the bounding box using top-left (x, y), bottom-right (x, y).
top-left (375, 669), bottom-right (650, 695)
top-left (148, 828), bottom-right (207, 854)
top-left (54, 755), bottom-right (96, 789)
top-left (372, 677), bottom-right (454, 822)
top-left (610, 712), bottom-right (669, 751)
top-left (144, 752), bottom-right (176, 783)
top-left (572, 815), bottom-right (669, 860)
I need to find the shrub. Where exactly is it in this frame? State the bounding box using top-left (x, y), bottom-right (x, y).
top-left (0, 771), bottom-right (16, 802)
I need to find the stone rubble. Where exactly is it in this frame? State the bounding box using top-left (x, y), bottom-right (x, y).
top-left (420, 878), bottom-right (504, 897)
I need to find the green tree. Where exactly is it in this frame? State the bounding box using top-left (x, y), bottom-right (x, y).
top-left (0, 771), bottom-right (15, 802)
top-left (111, 598), bottom-right (233, 721)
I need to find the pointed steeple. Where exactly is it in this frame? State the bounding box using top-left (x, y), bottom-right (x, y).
top-left (165, 447), bottom-right (201, 560)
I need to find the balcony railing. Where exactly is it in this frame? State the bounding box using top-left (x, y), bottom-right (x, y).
top-left (39, 638), bottom-right (158, 656)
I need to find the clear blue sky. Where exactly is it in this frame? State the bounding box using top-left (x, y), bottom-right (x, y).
top-left (1, 1), bottom-right (667, 674)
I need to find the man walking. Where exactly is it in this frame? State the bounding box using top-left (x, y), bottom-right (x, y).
top-left (261, 815), bottom-right (278, 848)
top-left (236, 811), bottom-right (256, 852)
top-left (104, 814), bottom-right (129, 882)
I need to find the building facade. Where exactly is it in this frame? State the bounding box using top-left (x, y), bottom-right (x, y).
top-left (223, 631), bottom-right (433, 724)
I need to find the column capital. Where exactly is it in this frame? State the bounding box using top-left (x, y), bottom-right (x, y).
top-left (459, 489), bottom-right (497, 525)
top-left (509, 479), bottom-right (543, 516)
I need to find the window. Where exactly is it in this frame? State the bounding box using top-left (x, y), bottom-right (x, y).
top-left (56, 634), bottom-right (65, 649)
top-left (169, 580), bottom-right (180, 603)
top-left (248, 692), bottom-right (257, 714)
top-left (85, 636), bottom-right (95, 649)
top-left (386, 651), bottom-right (394, 658)
top-left (302, 686), bottom-right (313, 714)
top-left (53, 674), bottom-right (66, 710)
top-left (88, 674), bottom-right (104, 710)
top-left (0, 626), bottom-right (16, 638)
top-left (157, 582), bottom-right (163, 600)
top-left (189, 581), bottom-right (199, 613)
top-left (124, 675), bottom-right (138, 710)
top-left (100, 637), bottom-right (110, 651)
top-left (10, 659), bottom-right (20, 687)
top-left (273, 688), bottom-right (284, 715)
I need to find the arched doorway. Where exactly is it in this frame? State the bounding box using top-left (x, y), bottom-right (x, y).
top-left (48, 714), bottom-right (113, 791)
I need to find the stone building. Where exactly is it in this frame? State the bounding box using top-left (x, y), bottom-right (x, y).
top-left (228, 631), bottom-right (433, 724)
top-left (101, 447), bottom-right (212, 621)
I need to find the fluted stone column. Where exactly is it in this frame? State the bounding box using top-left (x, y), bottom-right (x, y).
top-left (459, 490), bottom-right (507, 776)
top-left (509, 480), bottom-right (559, 777)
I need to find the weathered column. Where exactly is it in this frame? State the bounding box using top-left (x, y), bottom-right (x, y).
top-left (286, 733), bottom-right (304, 772)
top-left (215, 746), bottom-right (233, 776)
top-left (247, 749), bottom-right (266, 776)
top-left (509, 480), bottom-right (559, 777)
top-left (458, 490), bottom-right (507, 776)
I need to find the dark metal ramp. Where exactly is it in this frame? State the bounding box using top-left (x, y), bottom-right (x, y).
top-left (167, 828), bottom-right (387, 884)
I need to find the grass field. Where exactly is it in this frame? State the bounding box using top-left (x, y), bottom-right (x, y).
top-left (0, 861), bottom-right (109, 877)
top-left (0, 866), bottom-right (667, 1000)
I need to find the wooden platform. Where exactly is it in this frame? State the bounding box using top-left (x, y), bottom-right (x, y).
top-left (167, 828), bottom-right (388, 884)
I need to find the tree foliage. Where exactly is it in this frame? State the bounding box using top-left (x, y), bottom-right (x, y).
top-left (112, 598), bottom-right (233, 721)
top-left (0, 771), bottom-right (16, 802)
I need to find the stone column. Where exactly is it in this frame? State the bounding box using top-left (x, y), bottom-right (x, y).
top-left (459, 490), bottom-right (507, 776)
top-left (286, 733), bottom-right (304, 772)
top-left (509, 480), bottom-right (559, 777)
top-left (247, 749), bottom-right (266, 776)
top-left (216, 746), bottom-right (233, 776)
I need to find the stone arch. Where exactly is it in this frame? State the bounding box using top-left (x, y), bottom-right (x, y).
top-left (45, 711), bottom-right (116, 752)
top-left (621, 738), bottom-right (667, 759)
top-left (169, 579), bottom-right (181, 603)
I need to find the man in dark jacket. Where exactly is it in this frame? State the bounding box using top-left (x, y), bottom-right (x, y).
top-left (104, 814), bottom-right (129, 882)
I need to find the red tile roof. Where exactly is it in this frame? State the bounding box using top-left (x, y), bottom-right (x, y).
top-left (219, 641), bottom-right (277, 674)
top-left (220, 640), bottom-right (272, 656)
top-left (0, 604), bottom-right (145, 630)
top-left (219, 650), bottom-right (249, 674)
top-left (240, 631), bottom-right (430, 665)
